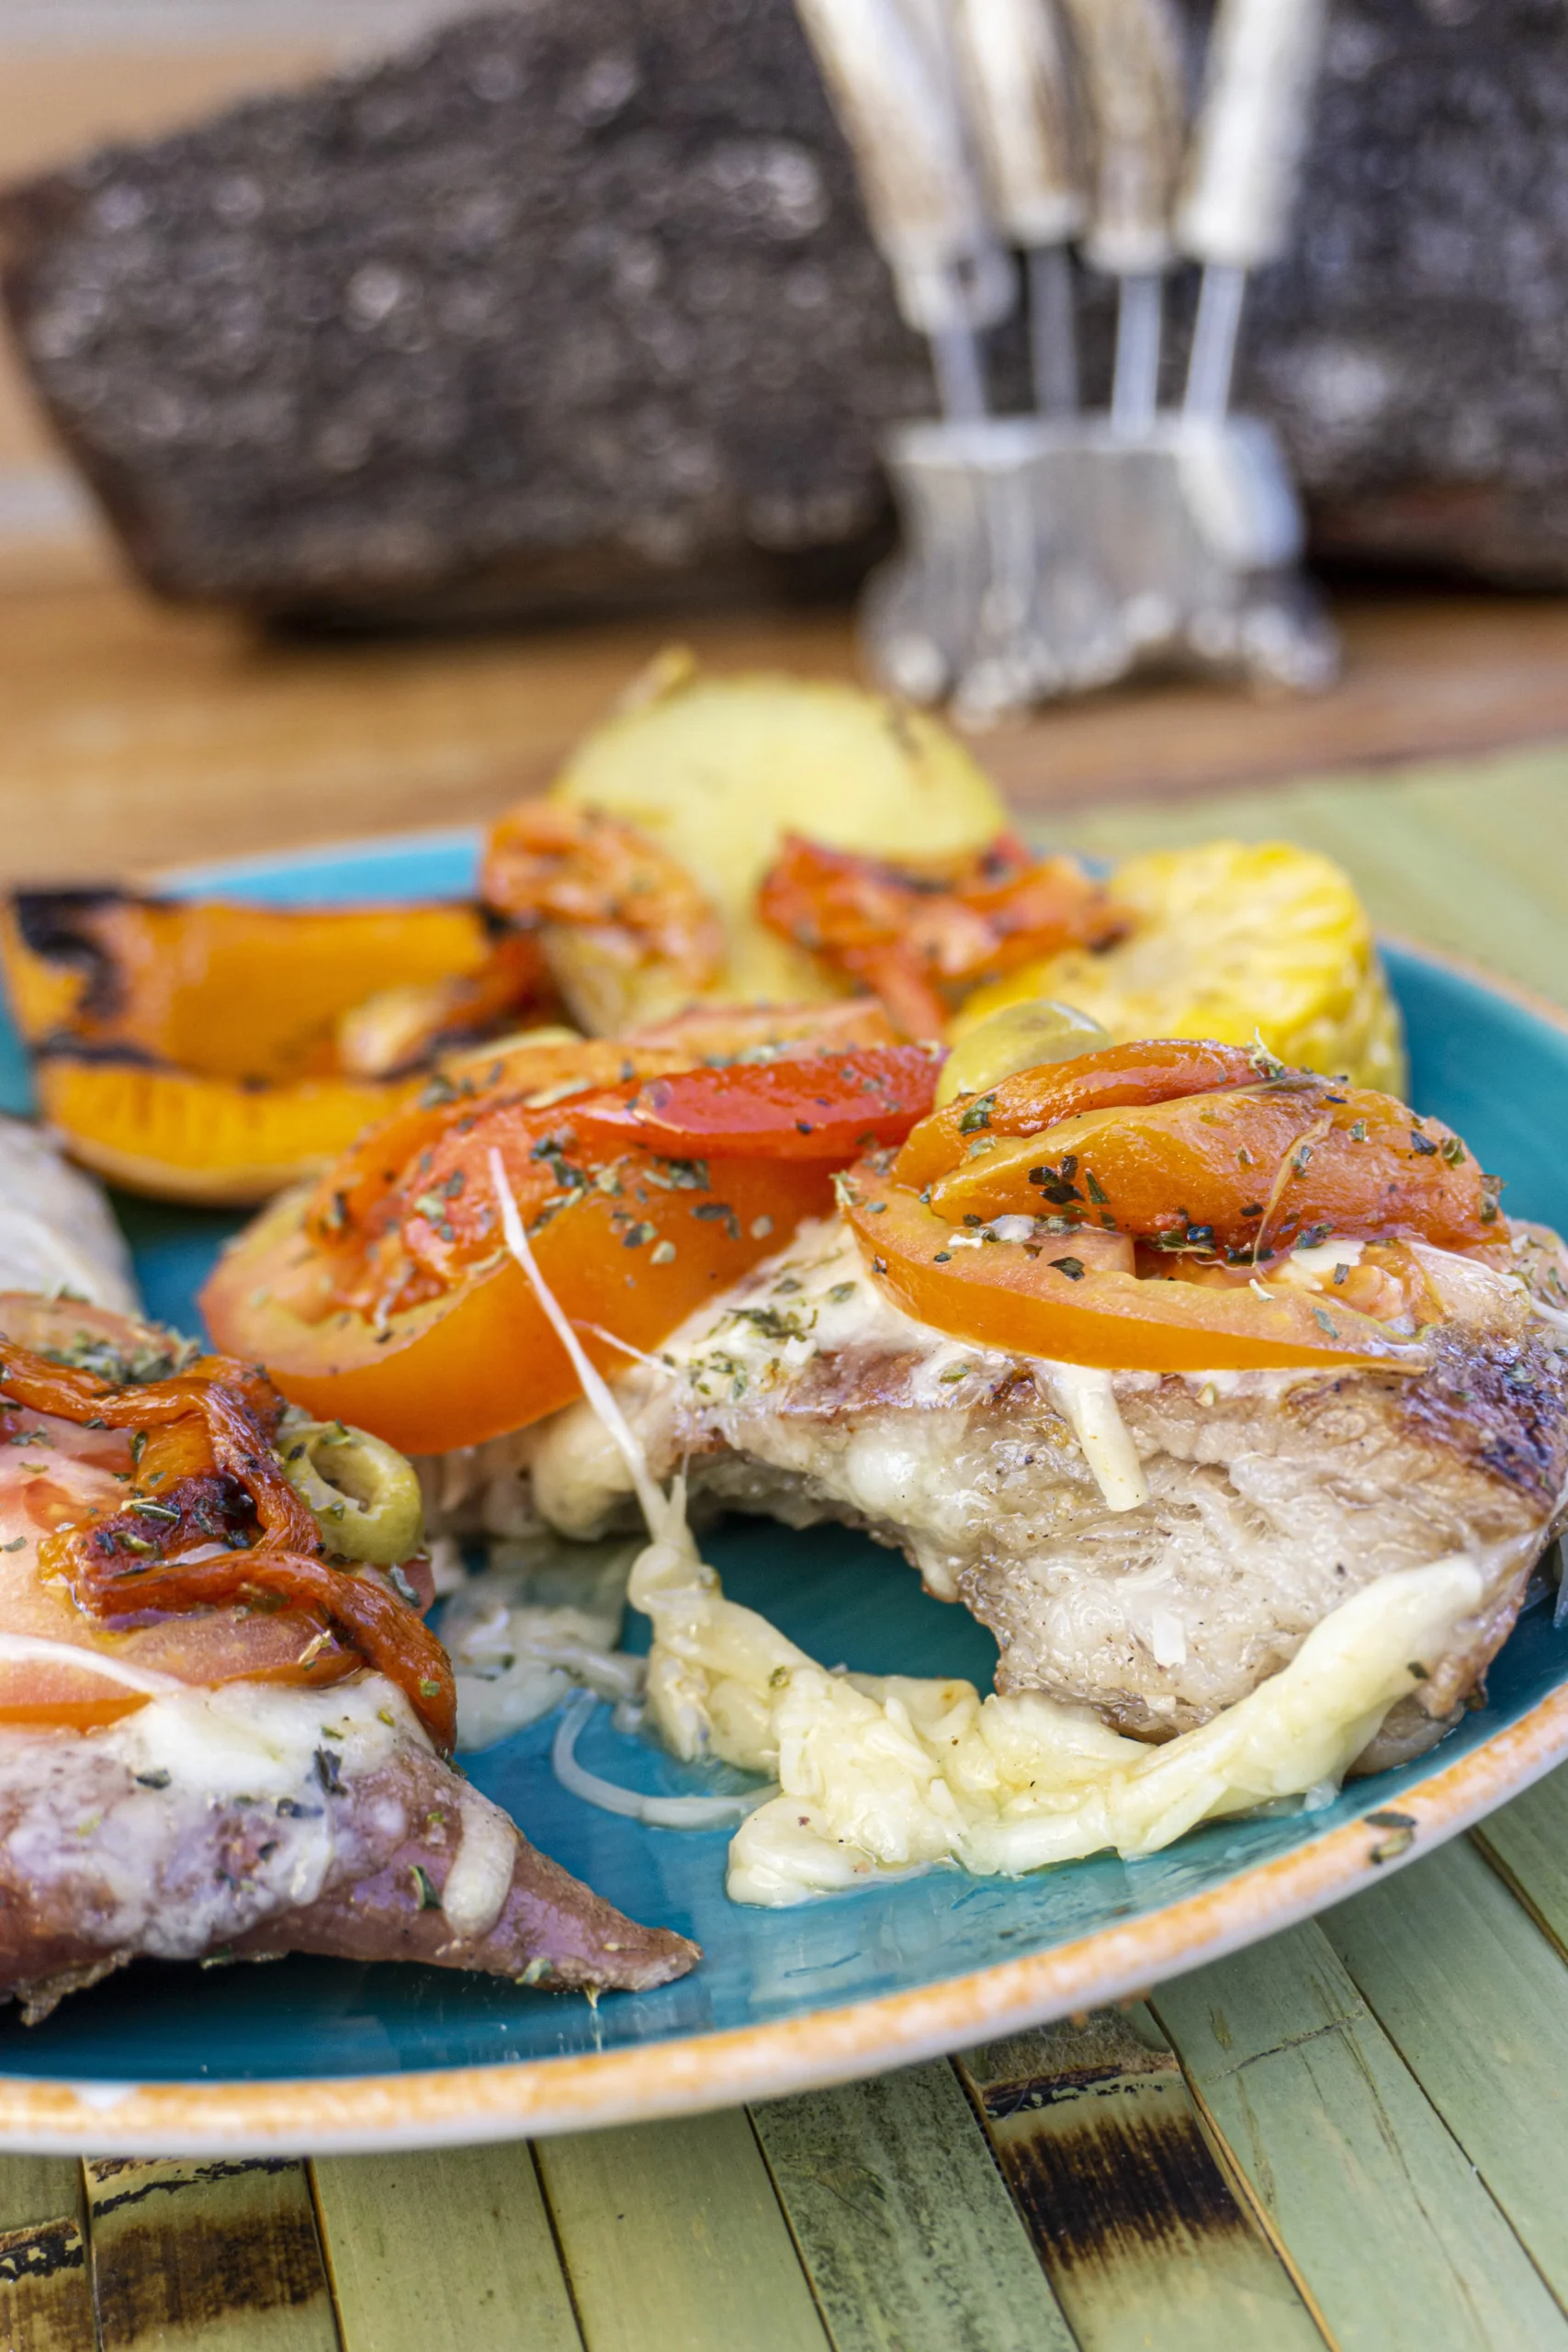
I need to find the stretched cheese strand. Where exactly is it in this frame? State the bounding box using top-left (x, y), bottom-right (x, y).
top-left (0, 1634), bottom-right (184, 1698)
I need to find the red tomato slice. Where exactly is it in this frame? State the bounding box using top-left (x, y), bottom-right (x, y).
top-left (206, 1029), bottom-right (931, 1454)
top-left (564, 1045), bottom-right (939, 1160)
top-left (208, 1154), bottom-right (833, 1455)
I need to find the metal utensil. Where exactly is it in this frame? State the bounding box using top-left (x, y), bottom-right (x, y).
top-left (1057, 0), bottom-right (1187, 433)
top-left (948, 0), bottom-right (1085, 415)
top-left (794, 0), bottom-right (1012, 418)
top-left (852, 0), bottom-right (1337, 711)
top-left (1178, 0), bottom-right (1329, 419)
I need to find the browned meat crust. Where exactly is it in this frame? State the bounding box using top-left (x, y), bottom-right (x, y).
top-left (0, 1683), bottom-right (696, 2023)
top-left (226, 1747), bottom-right (696, 1991)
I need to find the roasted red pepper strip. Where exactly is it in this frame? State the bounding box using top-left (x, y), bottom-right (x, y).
top-left (758, 832), bottom-right (1126, 1038)
top-left (482, 801), bottom-right (724, 993)
top-left (59, 1540), bottom-right (456, 1754)
top-left (0, 1343), bottom-right (454, 1751)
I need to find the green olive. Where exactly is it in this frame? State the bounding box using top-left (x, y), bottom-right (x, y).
top-left (278, 1419), bottom-right (425, 1568)
top-left (936, 999), bottom-right (1112, 1108)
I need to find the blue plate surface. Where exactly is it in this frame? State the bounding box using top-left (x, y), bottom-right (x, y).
top-left (2, 831), bottom-right (1565, 2109)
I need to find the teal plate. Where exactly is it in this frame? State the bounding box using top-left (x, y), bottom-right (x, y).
top-left (1, 830), bottom-right (1566, 2154)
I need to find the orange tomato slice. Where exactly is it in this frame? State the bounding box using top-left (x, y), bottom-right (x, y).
top-left (929, 1082), bottom-right (1500, 1257)
top-left (849, 1035), bottom-right (1509, 1374)
top-left (206, 1154), bottom-right (834, 1455)
top-left (203, 1023), bottom-right (935, 1454)
top-left (844, 1176), bottom-right (1427, 1374)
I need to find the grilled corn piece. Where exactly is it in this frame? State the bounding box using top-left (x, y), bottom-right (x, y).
top-left (953, 840), bottom-right (1406, 1093)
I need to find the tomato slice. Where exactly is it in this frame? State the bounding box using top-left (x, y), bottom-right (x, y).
top-left (896, 1039), bottom-right (1266, 1191)
top-left (852, 1037), bottom-right (1507, 1373)
top-left (844, 1177), bottom-right (1427, 1374)
top-left (208, 1154), bottom-right (833, 1454)
top-left (929, 1081), bottom-right (1500, 1256)
top-left (204, 1025), bottom-right (926, 1455)
top-left (564, 1045), bottom-right (939, 1161)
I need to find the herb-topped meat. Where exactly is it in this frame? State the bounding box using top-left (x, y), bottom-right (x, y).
top-left (0, 1297), bottom-right (696, 2018)
top-left (499, 1046), bottom-right (1568, 1774)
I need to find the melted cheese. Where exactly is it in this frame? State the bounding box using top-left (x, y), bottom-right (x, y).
top-left (1036, 1363), bottom-right (1148, 1511)
top-left (498, 1160), bottom-right (1490, 1913)
top-left (438, 1796), bottom-right (517, 1939)
top-left (628, 1541), bottom-right (1483, 1906)
top-left (449, 1600), bottom-right (644, 1750)
top-left (0, 1634), bottom-right (418, 1795)
top-left (0, 1663), bottom-right (423, 1955)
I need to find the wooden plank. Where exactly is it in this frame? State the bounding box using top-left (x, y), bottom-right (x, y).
top-left (954, 2008), bottom-right (1322, 2352)
top-left (0, 2154), bottom-right (89, 2352)
top-left (85, 2156), bottom-right (340, 2352)
top-left (535, 2110), bottom-right (829, 2352)
top-left (0, 2157), bottom-right (82, 2234)
top-left (1474, 1758), bottom-right (1568, 1957)
top-left (310, 2143), bottom-right (581, 2352)
top-left (751, 2059), bottom-right (1074, 2352)
top-left (1321, 1836), bottom-right (1568, 2310)
top-left (988, 594), bottom-right (1568, 818)
top-left (0, 2214), bottom-right (94, 2352)
top-left (1153, 1920), bottom-right (1568, 2352)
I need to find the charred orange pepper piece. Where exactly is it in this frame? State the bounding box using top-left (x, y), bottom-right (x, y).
top-left (0, 891), bottom-right (558, 1205)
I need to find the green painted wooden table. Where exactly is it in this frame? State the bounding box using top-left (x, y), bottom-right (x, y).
top-left (6, 741), bottom-right (1568, 2352)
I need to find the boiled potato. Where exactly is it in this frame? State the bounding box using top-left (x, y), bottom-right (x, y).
top-left (548, 654), bottom-right (1006, 1012)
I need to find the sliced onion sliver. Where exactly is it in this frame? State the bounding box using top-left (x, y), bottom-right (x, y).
top-left (551, 1690), bottom-right (774, 1831)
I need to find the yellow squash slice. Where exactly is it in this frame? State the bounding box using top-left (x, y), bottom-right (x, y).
top-left (952, 840), bottom-right (1406, 1094)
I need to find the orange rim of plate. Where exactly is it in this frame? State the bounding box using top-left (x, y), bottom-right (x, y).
top-left (0, 925), bottom-right (1553, 2154)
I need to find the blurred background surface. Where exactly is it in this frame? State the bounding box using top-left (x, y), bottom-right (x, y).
top-left (1, 0), bottom-right (1568, 890)
top-left (0, 1), bottom-right (483, 586)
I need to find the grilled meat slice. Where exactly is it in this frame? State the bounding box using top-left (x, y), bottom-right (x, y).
top-left (496, 1216), bottom-right (1568, 1766)
top-left (0, 1675), bottom-right (697, 2022)
top-left (0, 1333), bottom-right (697, 2020)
